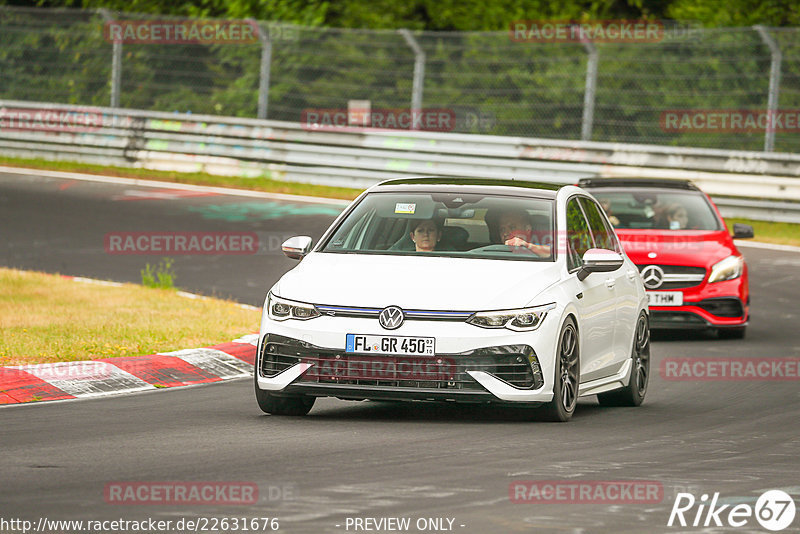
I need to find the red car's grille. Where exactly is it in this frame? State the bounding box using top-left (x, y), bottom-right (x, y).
top-left (638, 264), bottom-right (706, 289)
top-left (696, 298), bottom-right (745, 318)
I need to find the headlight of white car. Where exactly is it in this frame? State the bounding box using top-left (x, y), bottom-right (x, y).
top-left (466, 303), bottom-right (556, 331)
top-left (708, 255), bottom-right (744, 283)
top-left (267, 293), bottom-right (321, 321)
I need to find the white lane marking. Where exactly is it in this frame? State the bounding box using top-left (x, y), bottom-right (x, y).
top-left (71, 277), bottom-right (124, 287)
top-left (112, 188), bottom-right (217, 201)
top-left (176, 290), bottom-right (259, 311)
top-left (175, 290), bottom-right (205, 300)
top-left (17, 361), bottom-right (155, 398)
top-left (64, 278), bottom-right (256, 311)
top-left (736, 240), bottom-right (800, 253)
top-left (160, 348), bottom-right (252, 378)
top-left (0, 165), bottom-right (350, 206)
top-left (232, 333), bottom-right (259, 346)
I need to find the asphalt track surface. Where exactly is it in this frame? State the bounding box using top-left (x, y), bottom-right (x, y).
top-left (2, 171), bottom-right (800, 534)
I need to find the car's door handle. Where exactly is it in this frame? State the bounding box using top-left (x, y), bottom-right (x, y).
top-left (605, 278), bottom-right (616, 289)
top-left (627, 270), bottom-right (637, 281)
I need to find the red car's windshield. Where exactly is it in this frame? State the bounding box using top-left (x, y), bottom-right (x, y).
top-left (589, 189), bottom-right (723, 231)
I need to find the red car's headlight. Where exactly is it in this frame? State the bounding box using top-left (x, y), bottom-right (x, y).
top-left (708, 256), bottom-right (744, 283)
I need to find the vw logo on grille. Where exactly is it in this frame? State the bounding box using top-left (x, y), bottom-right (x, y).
top-left (379, 306), bottom-right (404, 330)
top-left (641, 265), bottom-right (665, 289)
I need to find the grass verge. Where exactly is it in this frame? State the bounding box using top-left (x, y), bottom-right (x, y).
top-left (0, 268), bottom-right (259, 366)
top-left (725, 218), bottom-right (800, 248)
top-left (0, 155), bottom-right (362, 201)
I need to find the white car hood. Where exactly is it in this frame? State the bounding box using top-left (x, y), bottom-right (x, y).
top-left (274, 252), bottom-right (561, 311)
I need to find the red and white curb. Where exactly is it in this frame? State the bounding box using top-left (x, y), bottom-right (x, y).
top-left (0, 334), bottom-right (260, 405)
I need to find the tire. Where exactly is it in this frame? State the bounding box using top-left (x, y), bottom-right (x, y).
top-left (541, 317), bottom-right (580, 422)
top-left (717, 326), bottom-right (746, 340)
top-left (254, 370), bottom-right (315, 416)
top-left (598, 312), bottom-right (650, 407)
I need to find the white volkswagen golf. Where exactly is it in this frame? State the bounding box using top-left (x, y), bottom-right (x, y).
top-left (255, 177), bottom-right (650, 421)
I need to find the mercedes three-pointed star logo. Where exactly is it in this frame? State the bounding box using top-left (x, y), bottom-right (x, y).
top-left (640, 265), bottom-right (665, 289)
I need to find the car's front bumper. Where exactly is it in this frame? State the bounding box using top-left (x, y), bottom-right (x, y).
top-left (648, 277), bottom-right (749, 329)
top-left (649, 311), bottom-right (748, 330)
top-left (255, 315), bottom-right (559, 404)
top-left (649, 297), bottom-right (748, 330)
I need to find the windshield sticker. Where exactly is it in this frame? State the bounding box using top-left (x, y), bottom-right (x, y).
top-left (395, 203), bottom-right (416, 214)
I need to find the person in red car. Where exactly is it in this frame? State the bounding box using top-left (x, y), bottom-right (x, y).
top-left (655, 203), bottom-right (690, 230)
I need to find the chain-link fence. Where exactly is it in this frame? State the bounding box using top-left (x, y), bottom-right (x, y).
top-left (1, 6), bottom-right (799, 153)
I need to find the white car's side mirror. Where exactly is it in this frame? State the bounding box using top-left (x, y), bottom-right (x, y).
top-left (577, 248), bottom-right (624, 281)
top-left (282, 236), bottom-right (313, 260)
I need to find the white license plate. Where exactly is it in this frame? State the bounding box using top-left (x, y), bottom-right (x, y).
top-left (647, 291), bottom-right (684, 307)
top-left (345, 334), bottom-right (435, 356)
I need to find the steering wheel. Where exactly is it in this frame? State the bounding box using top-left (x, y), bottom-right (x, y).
top-left (469, 244), bottom-right (537, 254)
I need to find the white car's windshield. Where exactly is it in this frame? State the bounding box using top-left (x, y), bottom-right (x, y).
top-left (589, 189), bottom-right (723, 231)
top-left (321, 191), bottom-right (554, 261)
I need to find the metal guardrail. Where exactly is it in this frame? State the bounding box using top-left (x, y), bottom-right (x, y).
top-left (1, 100), bottom-right (799, 222)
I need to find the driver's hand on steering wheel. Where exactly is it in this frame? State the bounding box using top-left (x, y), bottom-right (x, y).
top-left (504, 236), bottom-right (550, 257)
top-left (505, 236), bottom-right (530, 248)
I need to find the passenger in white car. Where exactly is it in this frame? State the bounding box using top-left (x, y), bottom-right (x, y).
top-left (409, 218), bottom-right (443, 252)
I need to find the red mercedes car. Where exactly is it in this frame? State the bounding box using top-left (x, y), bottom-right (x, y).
top-left (581, 179), bottom-right (753, 339)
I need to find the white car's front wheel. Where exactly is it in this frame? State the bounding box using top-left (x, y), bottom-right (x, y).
top-left (541, 317), bottom-right (580, 422)
top-left (254, 373), bottom-right (315, 416)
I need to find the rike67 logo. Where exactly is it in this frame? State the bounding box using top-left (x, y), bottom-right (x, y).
top-left (668, 490), bottom-right (796, 531)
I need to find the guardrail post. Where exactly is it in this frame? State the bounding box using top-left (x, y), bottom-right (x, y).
top-left (580, 39), bottom-right (598, 141)
top-left (754, 25), bottom-right (782, 153)
top-left (398, 29), bottom-right (425, 129)
top-left (253, 20), bottom-right (272, 120)
top-left (99, 9), bottom-right (122, 108)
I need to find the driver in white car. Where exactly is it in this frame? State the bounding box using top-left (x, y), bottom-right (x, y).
top-left (493, 209), bottom-right (551, 257)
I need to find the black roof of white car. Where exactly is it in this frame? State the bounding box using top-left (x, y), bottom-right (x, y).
top-left (373, 176), bottom-right (568, 198)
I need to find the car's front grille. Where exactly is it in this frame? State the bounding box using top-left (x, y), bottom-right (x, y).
top-left (695, 298), bottom-right (744, 318)
top-left (638, 264), bottom-right (706, 289)
top-left (314, 304), bottom-right (473, 321)
top-left (260, 335), bottom-right (541, 390)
